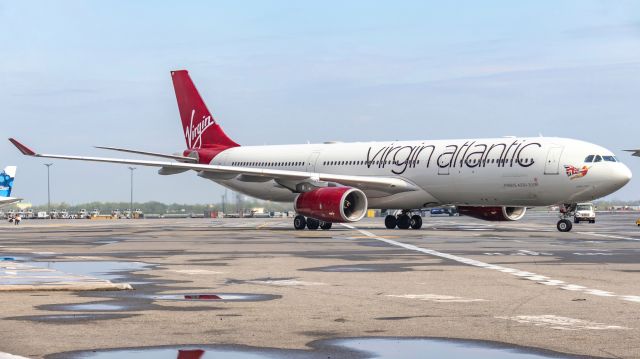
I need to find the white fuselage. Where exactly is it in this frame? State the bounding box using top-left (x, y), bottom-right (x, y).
top-left (204, 137), bottom-right (631, 209)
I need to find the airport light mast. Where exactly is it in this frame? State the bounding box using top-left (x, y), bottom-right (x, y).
top-left (44, 163), bottom-right (53, 217)
top-left (128, 167), bottom-right (136, 219)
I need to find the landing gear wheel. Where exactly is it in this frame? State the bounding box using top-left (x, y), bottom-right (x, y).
top-left (306, 218), bottom-right (320, 230)
top-left (590, 220), bottom-right (595, 224)
top-left (384, 215), bottom-right (397, 229)
top-left (557, 219), bottom-right (573, 232)
top-left (397, 214), bottom-right (411, 229)
top-left (294, 215), bottom-right (307, 230)
top-left (410, 215), bottom-right (422, 229)
top-left (320, 221), bottom-right (332, 230)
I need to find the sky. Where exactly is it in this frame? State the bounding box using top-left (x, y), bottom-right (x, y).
top-left (1, 0), bottom-right (639, 205)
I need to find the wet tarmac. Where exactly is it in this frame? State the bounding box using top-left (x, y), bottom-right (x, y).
top-left (1, 214), bottom-right (639, 358)
top-left (52, 338), bottom-right (580, 359)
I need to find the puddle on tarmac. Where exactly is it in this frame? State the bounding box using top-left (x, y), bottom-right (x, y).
top-left (148, 293), bottom-right (279, 302)
top-left (56, 338), bottom-right (575, 359)
top-left (59, 303), bottom-right (128, 311)
top-left (8, 313), bottom-right (133, 323)
top-left (27, 261), bottom-right (150, 282)
top-left (302, 263), bottom-right (416, 273)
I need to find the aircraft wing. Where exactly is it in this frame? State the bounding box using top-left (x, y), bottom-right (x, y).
top-left (9, 138), bottom-right (418, 195)
top-left (0, 197), bottom-right (20, 207)
top-left (624, 149), bottom-right (640, 157)
top-left (94, 146), bottom-right (198, 163)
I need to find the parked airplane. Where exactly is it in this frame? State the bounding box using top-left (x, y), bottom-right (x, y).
top-left (0, 166), bottom-right (19, 207)
top-left (9, 70), bottom-right (632, 232)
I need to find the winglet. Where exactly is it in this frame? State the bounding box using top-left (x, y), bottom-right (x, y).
top-left (8, 138), bottom-right (36, 156)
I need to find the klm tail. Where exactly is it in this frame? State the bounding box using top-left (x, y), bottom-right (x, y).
top-left (0, 166), bottom-right (16, 197)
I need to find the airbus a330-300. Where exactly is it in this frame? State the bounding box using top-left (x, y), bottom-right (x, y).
top-left (9, 70), bottom-right (632, 232)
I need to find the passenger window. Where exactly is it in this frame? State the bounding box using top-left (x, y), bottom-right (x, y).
top-left (594, 155), bottom-right (602, 162)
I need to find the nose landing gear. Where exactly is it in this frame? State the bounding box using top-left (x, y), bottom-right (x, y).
top-left (557, 203), bottom-right (577, 232)
top-left (384, 210), bottom-right (423, 230)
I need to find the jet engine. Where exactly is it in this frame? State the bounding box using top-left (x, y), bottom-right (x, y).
top-left (457, 206), bottom-right (527, 221)
top-left (294, 187), bottom-right (368, 223)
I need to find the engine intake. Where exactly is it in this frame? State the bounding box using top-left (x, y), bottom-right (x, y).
top-left (295, 187), bottom-right (368, 223)
top-left (457, 206), bottom-right (527, 221)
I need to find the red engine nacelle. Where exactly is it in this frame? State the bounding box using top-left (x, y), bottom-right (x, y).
top-left (457, 206), bottom-right (527, 221)
top-left (294, 187), bottom-right (368, 223)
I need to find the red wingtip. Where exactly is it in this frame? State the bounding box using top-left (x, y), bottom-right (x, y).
top-left (8, 138), bottom-right (36, 156)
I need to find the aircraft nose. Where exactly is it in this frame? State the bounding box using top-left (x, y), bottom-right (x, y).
top-left (614, 163), bottom-right (632, 187)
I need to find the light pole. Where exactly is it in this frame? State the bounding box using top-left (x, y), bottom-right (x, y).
top-left (128, 167), bottom-right (136, 219)
top-left (44, 163), bottom-right (53, 217)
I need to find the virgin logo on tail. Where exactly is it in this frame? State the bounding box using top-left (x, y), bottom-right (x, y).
top-left (185, 109), bottom-right (215, 149)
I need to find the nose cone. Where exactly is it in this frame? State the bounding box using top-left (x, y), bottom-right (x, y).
top-left (618, 163), bottom-right (633, 185)
top-left (610, 163), bottom-right (632, 190)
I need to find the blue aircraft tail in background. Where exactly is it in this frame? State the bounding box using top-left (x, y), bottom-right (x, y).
top-left (0, 166), bottom-right (17, 198)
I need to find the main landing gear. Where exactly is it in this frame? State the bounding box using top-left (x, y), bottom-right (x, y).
top-left (384, 210), bottom-right (422, 230)
top-left (557, 203), bottom-right (576, 232)
top-left (293, 215), bottom-right (332, 230)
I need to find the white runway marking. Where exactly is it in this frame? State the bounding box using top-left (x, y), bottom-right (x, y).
top-left (577, 231), bottom-right (640, 241)
top-left (246, 279), bottom-right (326, 286)
top-left (495, 315), bottom-right (629, 330)
top-left (342, 224), bottom-right (640, 304)
top-left (169, 269), bottom-right (224, 275)
top-left (0, 352), bottom-right (32, 359)
top-left (387, 294), bottom-right (486, 303)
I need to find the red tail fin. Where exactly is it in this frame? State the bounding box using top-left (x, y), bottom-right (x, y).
top-left (171, 70), bottom-right (239, 149)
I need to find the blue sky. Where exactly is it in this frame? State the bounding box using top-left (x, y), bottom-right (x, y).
top-left (1, 1), bottom-right (639, 204)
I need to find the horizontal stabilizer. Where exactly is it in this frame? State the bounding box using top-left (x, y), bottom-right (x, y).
top-left (95, 146), bottom-right (197, 162)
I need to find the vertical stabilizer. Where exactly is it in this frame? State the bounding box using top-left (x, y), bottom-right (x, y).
top-left (0, 166), bottom-right (16, 197)
top-left (171, 70), bottom-right (239, 149)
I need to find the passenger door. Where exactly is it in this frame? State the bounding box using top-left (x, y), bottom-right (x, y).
top-left (544, 147), bottom-right (563, 175)
top-left (306, 152), bottom-right (321, 172)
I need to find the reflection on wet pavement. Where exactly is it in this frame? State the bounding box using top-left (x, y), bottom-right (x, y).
top-left (148, 293), bottom-right (279, 302)
top-left (60, 338), bottom-right (572, 359)
top-left (28, 261), bottom-right (150, 282)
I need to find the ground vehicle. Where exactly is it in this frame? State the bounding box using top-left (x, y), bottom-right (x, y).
top-left (430, 208), bottom-right (455, 216)
top-left (574, 203), bottom-right (596, 223)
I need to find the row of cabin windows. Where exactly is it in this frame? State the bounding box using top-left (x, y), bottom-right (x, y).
top-left (231, 158), bottom-right (535, 168)
top-left (231, 161), bottom-right (305, 167)
top-left (322, 158), bottom-right (535, 166)
top-left (584, 155), bottom-right (618, 163)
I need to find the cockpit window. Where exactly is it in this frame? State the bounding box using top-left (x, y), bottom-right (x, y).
top-left (602, 155), bottom-right (617, 162)
top-left (593, 155), bottom-right (602, 162)
top-left (584, 155), bottom-right (594, 163)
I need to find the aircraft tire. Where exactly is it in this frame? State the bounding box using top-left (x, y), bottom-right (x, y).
top-left (557, 219), bottom-right (572, 232)
top-left (384, 215), bottom-right (397, 229)
top-left (294, 215), bottom-right (307, 230)
top-left (306, 218), bottom-right (320, 230)
top-left (320, 221), bottom-right (332, 230)
top-left (397, 214), bottom-right (411, 229)
top-left (410, 215), bottom-right (422, 229)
